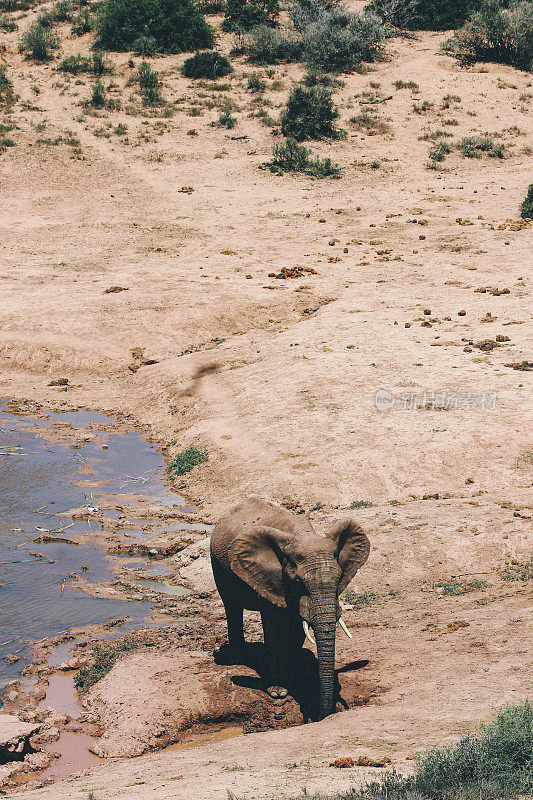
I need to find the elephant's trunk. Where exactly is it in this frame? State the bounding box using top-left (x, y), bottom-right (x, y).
top-left (309, 587), bottom-right (337, 720)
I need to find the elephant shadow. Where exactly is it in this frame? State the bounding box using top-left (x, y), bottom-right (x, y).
top-left (214, 642), bottom-right (368, 722)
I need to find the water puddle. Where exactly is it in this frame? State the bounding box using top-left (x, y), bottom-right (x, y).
top-left (0, 400), bottom-right (211, 784)
top-left (41, 732), bottom-right (101, 780)
top-left (0, 400), bottom-right (204, 690)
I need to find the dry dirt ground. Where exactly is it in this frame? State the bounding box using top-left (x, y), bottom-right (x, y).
top-left (1, 0), bottom-right (532, 797)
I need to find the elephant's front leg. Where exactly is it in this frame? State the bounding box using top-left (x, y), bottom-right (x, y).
top-left (260, 607), bottom-right (298, 699)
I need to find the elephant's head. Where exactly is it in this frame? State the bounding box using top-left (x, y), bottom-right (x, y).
top-left (228, 520), bottom-right (370, 719)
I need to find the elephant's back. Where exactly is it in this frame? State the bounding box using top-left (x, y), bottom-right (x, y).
top-left (210, 497), bottom-right (313, 571)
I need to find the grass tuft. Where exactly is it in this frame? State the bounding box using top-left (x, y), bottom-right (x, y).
top-left (167, 446), bottom-right (208, 478)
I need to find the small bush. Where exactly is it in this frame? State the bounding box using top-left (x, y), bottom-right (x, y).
top-left (435, 578), bottom-right (489, 595)
top-left (394, 78), bottom-right (419, 90)
top-left (427, 139), bottom-right (451, 168)
top-left (344, 588), bottom-right (379, 606)
top-left (349, 499), bottom-right (374, 508)
top-left (75, 637), bottom-right (146, 691)
top-left (0, 13), bottom-right (18, 30)
top-left (217, 105), bottom-right (237, 127)
top-left (71, 6), bottom-right (93, 34)
top-left (89, 81), bottom-right (107, 107)
top-left (501, 557), bottom-right (533, 579)
top-left (367, 0), bottom-right (486, 31)
top-left (281, 84), bottom-right (341, 140)
top-left (222, 0), bottom-right (279, 32)
top-left (243, 24), bottom-right (301, 62)
top-left (444, 1), bottom-right (533, 71)
top-left (413, 99), bottom-right (433, 113)
top-left (183, 50), bottom-right (233, 78)
top-left (303, 70), bottom-right (344, 87)
top-left (135, 60), bottom-right (163, 104)
top-left (167, 446), bottom-right (208, 478)
top-left (96, 0), bottom-right (214, 53)
top-left (59, 51), bottom-right (111, 74)
top-left (263, 137), bottom-right (341, 177)
top-left (19, 21), bottom-right (58, 60)
top-left (58, 53), bottom-right (91, 72)
top-left (0, 64), bottom-right (15, 108)
top-left (294, 1), bottom-right (385, 72)
top-left (132, 35), bottom-right (158, 56)
top-left (200, 0), bottom-right (225, 11)
top-left (458, 134), bottom-right (504, 158)
top-left (350, 110), bottom-right (391, 134)
top-left (247, 73), bottom-right (266, 91)
top-left (52, 0), bottom-right (73, 21)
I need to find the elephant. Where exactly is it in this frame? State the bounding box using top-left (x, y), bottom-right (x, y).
top-left (210, 497), bottom-right (370, 720)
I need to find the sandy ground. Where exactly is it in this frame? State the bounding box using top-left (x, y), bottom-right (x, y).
top-left (1, 1), bottom-right (532, 797)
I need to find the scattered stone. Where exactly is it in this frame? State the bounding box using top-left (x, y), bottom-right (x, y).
top-left (458, 310), bottom-right (466, 316)
top-left (504, 361), bottom-right (533, 371)
top-left (48, 378), bottom-right (68, 386)
top-left (447, 620), bottom-right (470, 633)
top-left (268, 267), bottom-right (317, 279)
top-left (178, 186), bottom-right (194, 194)
top-left (104, 286), bottom-right (129, 294)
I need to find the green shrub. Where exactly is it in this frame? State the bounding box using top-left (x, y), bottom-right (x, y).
top-left (349, 499), bottom-right (374, 508)
top-left (71, 6), bottom-right (93, 34)
top-left (59, 51), bottom-right (111, 74)
top-left (75, 637), bottom-right (147, 691)
top-left (135, 60), bottom-right (163, 104)
top-left (0, 64), bottom-right (15, 108)
top-left (394, 78), bottom-right (419, 90)
top-left (19, 20), bottom-right (58, 60)
top-left (367, 0), bottom-right (487, 31)
top-left (132, 34), bottom-right (158, 56)
top-left (263, 137), bottom-right (341, 177)
top-left (458, 134), bottom-right (504, 158)
top-left (427, 139), bottom-right (451, 168)
top-left (303, 69), bottom-right (344, 87)
top-left (222, 0), bottom-right (279, 32)
top-left (58, 53), bottom-right (91, 72)
top-left (52, 0), bottom-right (74, 21)
top-left (444, 1), bottom-right (533, 71)
top-left (350, 109), bottom-right (391, 134)
top-left (296, 2), bottom-right (385, 72)
top-left (243, 24), bottom-right (301, 63)
top-left (217, 105), bottom-right (237, 127)
top-left (281, 84), bottom-right (340, 140)
top-left (344, 588), bottom-right (379, 606)
top-left (501, 557), bottom-right (533, 579)
top-left (92, 50), bottom-right (112, 74)
top-left (167, 446), bottom-right (208, 478)
top-left (200, 0), bottom-right (225, 11)
top-left (183, 50), bottom-right (233, 78)
top-left (247, 73), bottom-right (266, 91)
top-left (435, 577), bottom-right (489, 595)
top-left (89, 81), bottom-right (107, 107)
top-left (96, 0), bottom-right (214, 53)
top-left (0, 13), bottom-right (18, 30)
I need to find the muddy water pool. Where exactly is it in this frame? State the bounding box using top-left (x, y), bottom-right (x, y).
top-left (0, 401), bottom-right (195, 695)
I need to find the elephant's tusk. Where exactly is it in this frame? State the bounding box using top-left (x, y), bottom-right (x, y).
top-left (338, 617), bottom-right (353, 639)
top-left (303, 620), bottom-right (315, 645)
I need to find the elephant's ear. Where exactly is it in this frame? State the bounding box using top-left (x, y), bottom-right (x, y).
top-left (327, 519), bottom-right (370, 594)
top-left (229, 526), bottom-right (294, 608)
